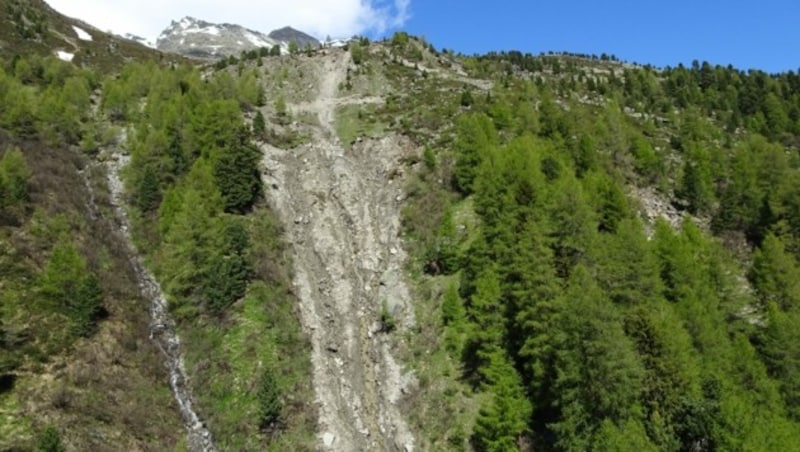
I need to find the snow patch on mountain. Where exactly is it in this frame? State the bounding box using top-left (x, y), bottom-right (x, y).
top-left (244, 31), bottom-right (271, 48)
top-left (183, 24), bottom-right (220, 36)
top-left (56, 50), bottom-right (74, 62)
top-left (325, 38), bottom-right (353, 48)
top-left (72, 26), bottom-right (92, 41)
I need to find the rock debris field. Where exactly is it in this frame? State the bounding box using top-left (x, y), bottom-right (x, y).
top-left (260, 50), bottom-right (417, 451)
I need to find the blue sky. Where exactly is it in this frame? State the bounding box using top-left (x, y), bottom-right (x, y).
top-left (48, 0), bottom-right (797, 73)
top-left (400, 0), bottom-right (800, 73)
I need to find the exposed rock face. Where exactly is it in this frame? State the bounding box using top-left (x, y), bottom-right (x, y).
top-left (156, 17), bottom-right (319, 59)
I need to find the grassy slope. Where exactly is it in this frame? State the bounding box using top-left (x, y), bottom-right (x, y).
top-left (177, 210), bottom-right (317, 451)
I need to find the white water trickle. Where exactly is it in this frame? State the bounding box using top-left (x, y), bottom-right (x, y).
top-left (104, 151), bottom-right (216, 452)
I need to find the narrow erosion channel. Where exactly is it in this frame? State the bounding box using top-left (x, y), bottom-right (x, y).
top-left (103, 153), bottom-right (216, 452)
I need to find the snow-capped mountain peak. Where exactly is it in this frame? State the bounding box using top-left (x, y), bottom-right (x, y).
top-left (160, 16), bottom-right (220, 39)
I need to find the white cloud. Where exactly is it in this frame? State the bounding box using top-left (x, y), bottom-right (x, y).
top-left (46, 0), bottom-right (411, 41)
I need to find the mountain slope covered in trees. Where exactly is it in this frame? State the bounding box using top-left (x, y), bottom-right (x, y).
top-left (388, 42), bottom-right (800, 450)
top-left (1, 3), bottom-right (800, 449)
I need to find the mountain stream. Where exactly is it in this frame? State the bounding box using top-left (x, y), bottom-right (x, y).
top-left (104, 153), bottom-right (216, 452)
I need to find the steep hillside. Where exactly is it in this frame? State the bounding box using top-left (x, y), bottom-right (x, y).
top-left (372, 41), bottom-right (800, 450)
top-left (0, 65), bottom-right (184, 450)
top-left (208, 35), bottom-right (800, 450)
top-left (2, 14), bottom-right (800, 452)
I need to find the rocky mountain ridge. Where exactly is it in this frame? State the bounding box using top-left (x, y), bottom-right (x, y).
top-left (156, 16), bottom-right (319, 59)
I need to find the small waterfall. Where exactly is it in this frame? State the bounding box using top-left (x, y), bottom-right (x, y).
top-left (104, 153), bottom-right (216, 452)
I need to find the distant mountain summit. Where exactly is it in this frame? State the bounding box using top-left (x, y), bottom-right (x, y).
top-left (156, 17), bottom-right (320, 60)
top-left (268, 26), bottom-right (319, 50)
